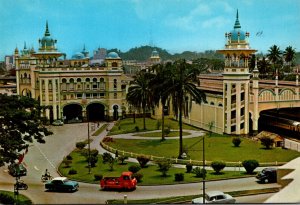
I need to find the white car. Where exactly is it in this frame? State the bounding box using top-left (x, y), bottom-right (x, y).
top-left (192, 191), bottom-right (236, 204)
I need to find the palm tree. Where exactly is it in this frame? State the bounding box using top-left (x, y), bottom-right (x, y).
top-left (164, 59), bottom-right (206, 158)
top-left (267, 45), bottom-right (282, 76)
top-left (283, 46), bottom-right (296, 68)
top-left (126, 70), bottom-right (155, 130)
top-left (258, 56), bottom-right (270, 79)
top-left (151, 62), bottom-right (173, 141)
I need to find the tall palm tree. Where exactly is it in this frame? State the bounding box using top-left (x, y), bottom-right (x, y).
top-left (126, 70), bottom-right (155, 130)
top-left (164, 59), bottom-right (206, 158)
top-left (283, 46), bottom-right (296, 68)
top-left (151, 62), bottom-right (173, 141)
top-left (267, 45), bottom-right (282, 76)
top-left (258, 56), bottom-right (270, 79)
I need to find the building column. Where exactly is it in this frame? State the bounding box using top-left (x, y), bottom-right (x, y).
top-left (236, 83), bottom-right (241, 134)
top-left (244, 82), bottom-right (249, 134)
top-left (225, 82), bottom-right (232, 134)
top-left (52, 79), bottom-right (57, 120)
top-left (45, 79), bottom-right (50, 119)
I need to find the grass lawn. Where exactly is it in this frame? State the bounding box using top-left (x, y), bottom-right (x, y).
top-left (59, 150), bottom-right (252, 185)
top-left (133, 131), bottom-right (190, 137)
top-left (0, 190), bottom-right (32, 204)
top-left (103, 133), bottom-right (300, 165)
top-left (108, 117), bottom-right (200, 135)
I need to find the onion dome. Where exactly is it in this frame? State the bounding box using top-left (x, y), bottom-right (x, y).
top-left (38, 21), bottom-right (57, 51)
top-left (228, 10), bottom-right (246, 42)
top-left (72, 52), bottom-right (85, 59)
top-left (106, 51), bottom-right (120, 59)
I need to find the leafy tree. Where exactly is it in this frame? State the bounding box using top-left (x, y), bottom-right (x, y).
top-left (211, 161), bottom-right (226, 174)
top-left (0, 94), bottom-right (52, 166)
top-left (164, 59), bottom-right (206, 158)
top-left (126, 70), bottom-right (156, 130)
top-left (102, 152), bottom-right (116, 171)
top-left (136, 155), bottom-right (150, 168)
top-left (242, 160), bottom-right (259, 174)
top-left (260, 136), bottom-right (274, 149)
top-left (156, 159), bottom-right (172, 177)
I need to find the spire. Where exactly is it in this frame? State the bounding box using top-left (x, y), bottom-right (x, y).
top-left (24, 42), bottom-right (27, 49)
top-left (234, 9), bottom-right (241, 29)
top-left (45, 20), bottom-right (50, 36)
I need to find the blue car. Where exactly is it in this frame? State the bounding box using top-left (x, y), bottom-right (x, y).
top-left (45, 177), bottom-right (79, 192)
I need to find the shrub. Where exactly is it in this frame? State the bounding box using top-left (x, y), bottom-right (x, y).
top-left (186, 163), bottom-right (193, 173)
top-left (118, 155), bottom-right (128, 164)
top-left (156, 159), bottom-right (172, 177)
top-left (68, 168), bottom-right (77, 175)
top-left (128, 164), bottom-right (141, 173)
top-left (94, 174), bottom-right (103, 181)
top-left (260, 136), bottom-right (274, 149)
top-left (76, 141), bottom-right (86, 150)
top-left (211, 161), bottom-right (226, 174)
top-left (174, 173), bottom-right (184, 181)
top-left (66, 155), bottom-right (73, 160)
top-left (135, 126), bottom-right (140, 132)
top-left (137, 155), bottom-right (150, 168)
top-left (0, 193), bottom-right (14, 204)
top-left (193, 167), bottom-right (207, 178)
top-left (132, 172), bottom-right (143, 182)
top-left (242, 159), bottom-right (259, 174)
top-left (232, 137), bottom-right (242, 147)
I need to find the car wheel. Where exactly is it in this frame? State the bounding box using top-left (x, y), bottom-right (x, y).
top-left (264, 178), bottom-right (269, 183)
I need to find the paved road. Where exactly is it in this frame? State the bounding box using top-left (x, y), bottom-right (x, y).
top-left (0, 123), bottom-right (280, 204)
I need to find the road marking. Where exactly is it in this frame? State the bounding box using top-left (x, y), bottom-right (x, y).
top-left (35, 144), bottom-right (56, 169)
top-left (34, 166), bottom-right (40, 171)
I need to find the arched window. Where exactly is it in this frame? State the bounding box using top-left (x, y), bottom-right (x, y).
top-left (69, 78), bottom-right (74, 90)
top-left (112, 62), bottom-right (118, 67)
top-left (93, 78), bottom-right (98, 90)
top-left (61, 79), bottom-right (67, 91)
top-left (113, 105), bottom-right (119, 120)
top-left (113, 79), bottom-right (117, 90)
top-left (100, 78), bottom-right (105, 90)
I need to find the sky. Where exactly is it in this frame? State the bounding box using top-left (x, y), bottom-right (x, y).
top-left (0, 0), bottom-right (299, 60)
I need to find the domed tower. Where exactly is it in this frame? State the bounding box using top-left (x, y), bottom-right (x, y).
top-left (218, 10), bottom-right (257, 135)
top-left (38, 21), bottom-right (57, 52)
top-left (149, 49), bottom-right (161, 65)
top-left (105, 51), bottom-right (122, 70)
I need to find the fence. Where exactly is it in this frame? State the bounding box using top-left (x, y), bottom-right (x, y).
top-left (284, 138), bottom-right (300, 152)
top-left (100, 142), bottom-right (287, 167)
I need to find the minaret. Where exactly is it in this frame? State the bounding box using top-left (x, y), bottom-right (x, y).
top-left (218, 10), bottom-right (257, 135)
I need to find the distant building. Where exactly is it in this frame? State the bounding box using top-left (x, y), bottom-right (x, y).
top-left (4, 55), bottom-right (14, 70)
top-left (15, 21), bottom-right (132, 122)
top-left (90, 47), bottom-right (107, 66)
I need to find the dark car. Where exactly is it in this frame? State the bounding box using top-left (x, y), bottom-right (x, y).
top-left (45, 177), bottom-right (79, 192)
top-left (256, 168), bottom-right (277, 183)
top-left (8, 163), bottom-right (27, 177)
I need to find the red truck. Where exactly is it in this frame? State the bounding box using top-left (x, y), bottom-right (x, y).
top-left (100, 172), bottom-right (137, 191)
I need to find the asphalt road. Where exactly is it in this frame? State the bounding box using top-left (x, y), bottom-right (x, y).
top-left (0, 123), bottom-right (280, 204)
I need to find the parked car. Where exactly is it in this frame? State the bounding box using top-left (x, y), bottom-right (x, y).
top-left (8, 163), bottom-right (27, 177)
top-left (52, 120), bottom-right (64, 126)
top-left (45, 177), bottom-right (79, 192)
top-left (256, 167), bottom-right (277, 183)
top-left (192, 191), bottom-right (236, 204)
top-left (100, 172), bottom-right (137, 191)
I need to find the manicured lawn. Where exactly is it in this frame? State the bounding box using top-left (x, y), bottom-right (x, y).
top-left (103, 133), bottom-right (300, 165)
top-left (108, 117), bottom-right (200, 135)
top-left (58, 150), bottom-right (252, 185)
top-left (133, 131), bottom-right (190, 137)
top-left (0, 190), bottom-right (32, 205)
